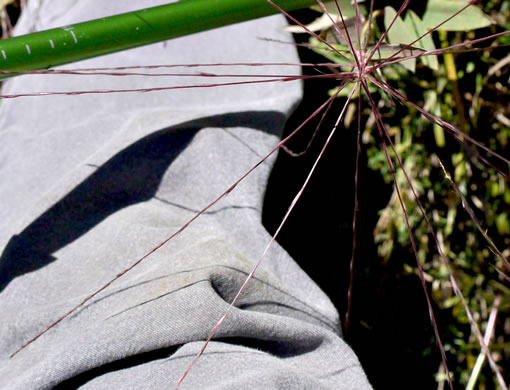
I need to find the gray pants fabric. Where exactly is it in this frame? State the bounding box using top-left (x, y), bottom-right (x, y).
top-left (0, 1), bottom-right (371, 388)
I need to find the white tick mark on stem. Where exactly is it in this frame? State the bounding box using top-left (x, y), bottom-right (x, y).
top-left (69, 30), bottom-right (78, 44)
top-left (49, 39), bottom-right (55, 49)
top-left (25, 45), bottom-right (31, 55)
top-left (1, 50), bottom-right (6, 60)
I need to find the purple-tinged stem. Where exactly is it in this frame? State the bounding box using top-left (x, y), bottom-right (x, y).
top-left (344, 92), bottom-right (363, 333)
top-left (365, 0), bottom-right (410, 65)
top-left (0, 74), bottom-right (338, 99)
top-left (363, 0), bottom-right (375, 52)
top-left (370, 31), bottom-right (510, 72)
top-left (266, 0), bottom-right (354, 64)
top-left (373, 0), bottom-right (479, 71)
top-left (175, 80), bottom-right (359, 389)
top-left (367, 76), bottom-right (510, 168)
top-left (361, 78), bottom-right (454, 390)
top-left (364, 77), bottom-right (508, 390)
top-left (329, 0), bottom-right (362, 69)
top-left (352, 0), bottom-right (363, 62)
top-left (282, 81), bottom-right (340, 156)
top-left (9, 71), bottom-right (344, 360)
top-left (315, 0), bottom-right (350, 44)
top-left (0, 61), bottom-right (349, 75)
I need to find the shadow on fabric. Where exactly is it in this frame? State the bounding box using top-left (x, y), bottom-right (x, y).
top-left (0, 110), bottom-right (285, 291)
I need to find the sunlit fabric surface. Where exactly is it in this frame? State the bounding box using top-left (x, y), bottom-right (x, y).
top-left (0, 1), bottom-right (371, 388)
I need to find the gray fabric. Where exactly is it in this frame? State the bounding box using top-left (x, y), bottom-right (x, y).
top-left (0, 1), bottom-right (371, 389)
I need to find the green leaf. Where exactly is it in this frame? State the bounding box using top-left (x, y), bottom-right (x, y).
top-left (404, 10), bottom-right (439, 71)
top-left (310, 0), bottom-right (358, 19)
top-left (330, 82), bottom-right (374, 98)
top-left (495, 213), bottom-right (510, 235)
top-left (308, 35), bottom-right (425, 66)
top-left (284, 13), bottom-right (360, 42)
top-left (369, 43), bottom-right (425, 61)
top-left (384, 6), bottom-right (416, 72)
top-left (425, 90), bottom-right (446, 146)
top-left (422, 0), bottom-right (493, 31)
top-left (284, 13), bottom-right (339, 33)
top-left (308, 36), bottom-right (354, 65)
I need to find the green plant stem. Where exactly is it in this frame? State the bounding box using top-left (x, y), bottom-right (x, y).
top-left (0, 0), bottom-right (315, 79)
top-left (439, 30), bottom-right (467, 134)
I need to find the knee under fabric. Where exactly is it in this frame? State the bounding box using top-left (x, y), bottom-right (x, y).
top-left (0, 1), bottom-right (371, 388)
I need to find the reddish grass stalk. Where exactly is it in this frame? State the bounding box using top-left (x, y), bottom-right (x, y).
top-left (316, 0), bottom-right (361, 67)
top-left (281, 82), bottom-right (338, 156)
top-left (365, 0), bottom-right (410, 64)
top-left (372, 0), bottom-right (478, 69)
top-left (367, 75), bottom-right (510, 168)
top-left (6, 1), bottom-right (509, 388)
top-left (370, 31), bottom-right (510, 72)
top-left (315, 0), bottom-right (350, 45)
top-left (0, 74), bottom-right (338, 99)
top-left (361, 78), bottom-right (454, 388)
top-left (364, 75), bottom-right (508, 390)
top-left (0, 61), bottom-right (352, 75)
top-left (344, 92), bottom-right (362, 334)
top-left (175, 80), bottom-right (359, 390)
top-left (8, 73), bottom-right (342, 359)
